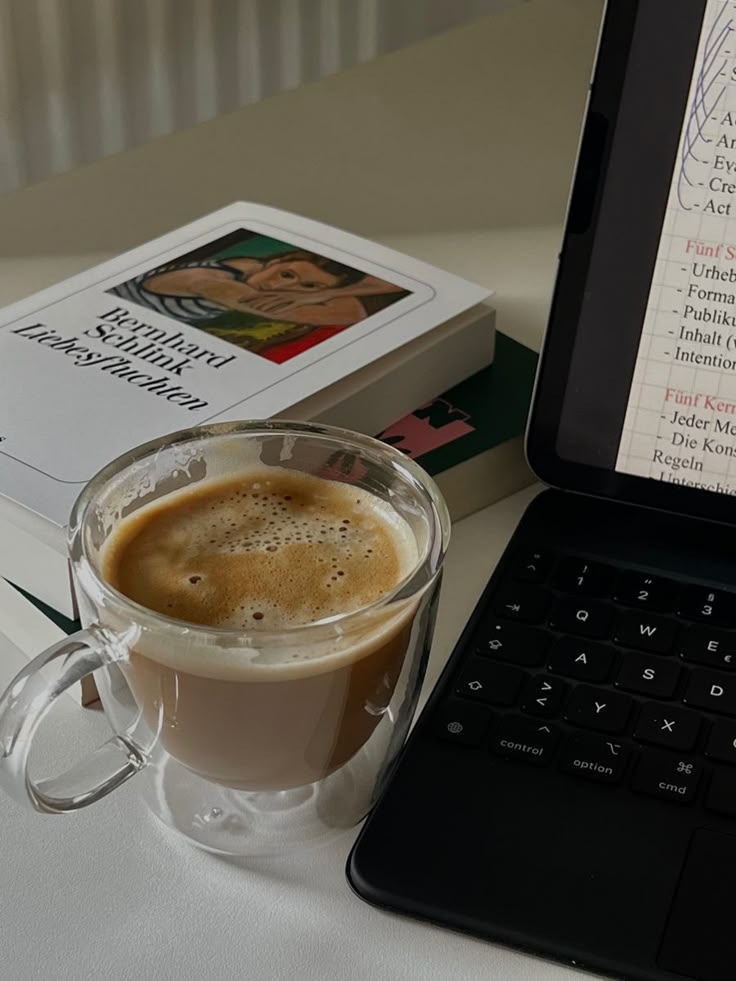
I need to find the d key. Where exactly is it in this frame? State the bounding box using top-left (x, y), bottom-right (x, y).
top-left (684, 669), bottom-right (736, 717)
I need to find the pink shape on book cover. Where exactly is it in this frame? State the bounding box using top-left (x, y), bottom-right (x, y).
top-left (378, 399), bottom-right (475, 459)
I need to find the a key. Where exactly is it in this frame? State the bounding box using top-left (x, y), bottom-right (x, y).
top-left (631, 749), bottom-right (702, 804)
top-left (614, 611), bottom-right (677, 654)
top-left (565, 684), bottom-right (633, 734)
top-left (705, 720), bottom-right (736, 765)
top-left (680, 625), bottom-right (736, 671)
top-left (490, 714), bottom-right (559, 766)
top-left (433, 699), bottom-right (494, 746)
top-left (512, 549), bottom-right (554, 584)
top-left (552, 557), bottom-right (615, 597)
top-left (613, 572), bottom-right (679, 612)
top-left (678, 586), bottom-right (736, 627)
top-left (520, 675), bottom-right (567, 718)
top-left (558, 733), bottom-right (630, 784)
top-left (633, 702), bottom-right (701, 752)
top-left (548, 597), bottom-right (613, 639)
top-left (476, 621), bottom-right (549, 667)
top-left (705, 768), bottom-right (736, 817)
top-left (615, 652), bottom-right (681, 699)
top-left (492, 585), bottom-right (551, 624)
top-left (547, 638), bottom-right (615, 683)
top-left (683, 668), bottom-right (736, 717)
top-left (455, 659), bottom-right (525, 707)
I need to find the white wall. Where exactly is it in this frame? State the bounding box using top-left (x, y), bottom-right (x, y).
top-left (0, 0), bottom-right (524, 194)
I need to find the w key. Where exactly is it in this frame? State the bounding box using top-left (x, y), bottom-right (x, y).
top-left (614, 611), bottom-right (677, 654)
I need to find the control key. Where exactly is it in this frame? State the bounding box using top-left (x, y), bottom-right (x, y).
top-left (490, 715), bottom-right (559, 767)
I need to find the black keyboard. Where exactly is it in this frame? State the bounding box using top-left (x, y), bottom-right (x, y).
top-left (433, 550), bottom-right (736, 815)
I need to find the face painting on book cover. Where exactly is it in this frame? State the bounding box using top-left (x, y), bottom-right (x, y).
top-left (108, 229), bottom-right (411, 364)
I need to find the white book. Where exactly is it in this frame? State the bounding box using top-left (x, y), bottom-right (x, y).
top-left (0, 202), bottom-right (492, 615)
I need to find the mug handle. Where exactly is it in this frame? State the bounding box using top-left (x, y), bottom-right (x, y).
top-left (0, 626), bottom-right (150, 814)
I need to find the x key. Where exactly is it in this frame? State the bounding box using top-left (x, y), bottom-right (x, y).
top-left (633, 702), bottom-right (701, 752)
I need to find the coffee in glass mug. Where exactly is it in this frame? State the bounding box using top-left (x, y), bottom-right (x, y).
top-left (0, 422), bottom-right (450, 854)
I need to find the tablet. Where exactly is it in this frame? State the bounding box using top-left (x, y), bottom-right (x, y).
top-left (527, 0), bottom-right (736, 526)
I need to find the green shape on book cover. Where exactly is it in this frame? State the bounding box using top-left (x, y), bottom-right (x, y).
top-left (378, 332), bottom-right (538, 475)
top-left (11, 582), bottom-right (79, 636)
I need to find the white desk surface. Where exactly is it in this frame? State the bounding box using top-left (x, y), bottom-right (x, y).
top-left (0, 1), bottom-right (606, 978)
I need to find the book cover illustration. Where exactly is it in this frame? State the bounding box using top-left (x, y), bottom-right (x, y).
top-left (109, 228), bottom-right (410, 365)
top-left (0, 203), bottom-right (488, 526)
top-left (378, 332), bottom-right (538, 475)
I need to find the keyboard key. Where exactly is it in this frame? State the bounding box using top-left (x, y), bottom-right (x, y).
top-left (705, 768), bottom-right (736, 817)
top-left (634, 702), bottom-right (701, 752)
top-left (678, 586), bottom-right (736, 627)
top-left (615, 652), bottom-right (681, 699)
top-left (565, 685), bottom-right (633, 734)
top-left (558, 733), bottom-right (630, 784)
top-left (552, 557), bottom-right (615, 597)
top-left (706, 720), bottom-right (736, 765)
top-left (455, 659), bottom-right (525, 707)
top-left (548, 598), bottom-right (613, 639)
top-left (613, 571), bottom-right (679, 612)
top-left (493, 585), bottom-right (551, 624)
top-left (433, 699), bottom-right (493, 746)
top-left (680, 625), bottom-right (736, 671)
top-left (547, 638), bottom-right (615, 683)
top-left (520, 675), bottom-right (567, 718)
top-left (631, 749), bottom-right (702, 804)
top-left (684, 669), bottom-right (736, 717)
top-left (512, 549), bottom-right (554, 584)
top-left (490, 714), bottom-right (559, 766)
top-left (476, 621), bottom-right (549, 667)
top-left (614, 611), bottom-right (677, 654)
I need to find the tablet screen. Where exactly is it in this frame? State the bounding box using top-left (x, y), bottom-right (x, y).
top-left (615, 0), bottom-right (736, 496)
top-left (534, 0), bottom-right (736, 520)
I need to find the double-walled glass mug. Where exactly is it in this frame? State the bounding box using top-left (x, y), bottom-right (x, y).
top-left (0, 421), bottom-right (449, 855)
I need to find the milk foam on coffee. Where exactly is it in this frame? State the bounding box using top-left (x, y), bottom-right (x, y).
top-left (103, 467), bottom-right (418, 635)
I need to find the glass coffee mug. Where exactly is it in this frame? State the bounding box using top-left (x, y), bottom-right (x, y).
top-left (0, 421), bottom-right (449, 854)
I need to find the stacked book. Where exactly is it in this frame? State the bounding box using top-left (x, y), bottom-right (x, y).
top-left (0, 204), bottom-right (537, 688)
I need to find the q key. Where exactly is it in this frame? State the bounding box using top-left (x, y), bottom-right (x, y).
top-left (549, 597), bottom-right (614, 639)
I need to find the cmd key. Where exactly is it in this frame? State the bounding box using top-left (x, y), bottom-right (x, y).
top-left (632, 749), bottom-right (703, 804)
